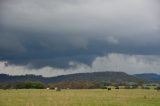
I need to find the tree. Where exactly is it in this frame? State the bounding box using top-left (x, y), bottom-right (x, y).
top-left (15, 81), bottom-right (45, 89)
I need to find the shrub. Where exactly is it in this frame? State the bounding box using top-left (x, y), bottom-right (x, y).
top-left (141, 86), bottom-right (150, 90)
top-left (100, 86), bottom-right (108, 89)
top-left (15, 81), bottom-right (45, 89)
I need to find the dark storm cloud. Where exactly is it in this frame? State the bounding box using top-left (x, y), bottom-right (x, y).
top-left (0, 0), bottom-right (160, 68)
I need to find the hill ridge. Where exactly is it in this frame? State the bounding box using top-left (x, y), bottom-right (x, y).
top-left (0, 71), bottom-right (143, 83)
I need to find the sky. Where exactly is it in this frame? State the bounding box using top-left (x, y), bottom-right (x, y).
top-left (0, 0), bottom-right (160, 77)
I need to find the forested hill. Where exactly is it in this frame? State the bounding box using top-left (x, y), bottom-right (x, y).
top-left (0, 71), bottom-right (143, 83)
top-left (134, 73), bottom-right (160, 82)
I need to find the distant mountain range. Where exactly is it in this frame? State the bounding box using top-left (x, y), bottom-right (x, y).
top-left (134, 73), bottom-right (160, 82)
top-left (0, 71), bottom-right (160, 83)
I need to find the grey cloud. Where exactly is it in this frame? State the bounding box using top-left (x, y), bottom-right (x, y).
top-left (0, 0), bottom-right (160, 70)
top-left (0, 53), bottom-right (160, 77)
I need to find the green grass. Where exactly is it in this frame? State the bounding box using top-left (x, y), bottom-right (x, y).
top-left (0, 89), bottom-right (160, 106)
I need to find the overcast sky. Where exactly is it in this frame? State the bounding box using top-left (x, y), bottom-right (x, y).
top-left (0, 0), bottom-right (160, 76)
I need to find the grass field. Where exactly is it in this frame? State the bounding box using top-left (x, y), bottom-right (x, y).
top-left (0, 89), bottom-right (160, 106)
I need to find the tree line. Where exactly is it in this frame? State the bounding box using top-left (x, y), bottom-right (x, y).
top-left (0, 81), bottom-right (46, 89)
top-left (0, 80), bottom-right (160, 90)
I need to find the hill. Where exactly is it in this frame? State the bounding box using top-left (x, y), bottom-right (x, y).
top-left (134, 73), bottom-right (160, 82)
top-left (0, 71), bottom-right (142, 83)
top-left (51, 71), bottom-right (141, 83)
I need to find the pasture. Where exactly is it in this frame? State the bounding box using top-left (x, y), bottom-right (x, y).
top-left (0, 89), bottom-right (160, 106)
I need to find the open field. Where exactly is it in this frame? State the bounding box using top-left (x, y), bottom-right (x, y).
top-left (0, 89), bottom-right (160, 106)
